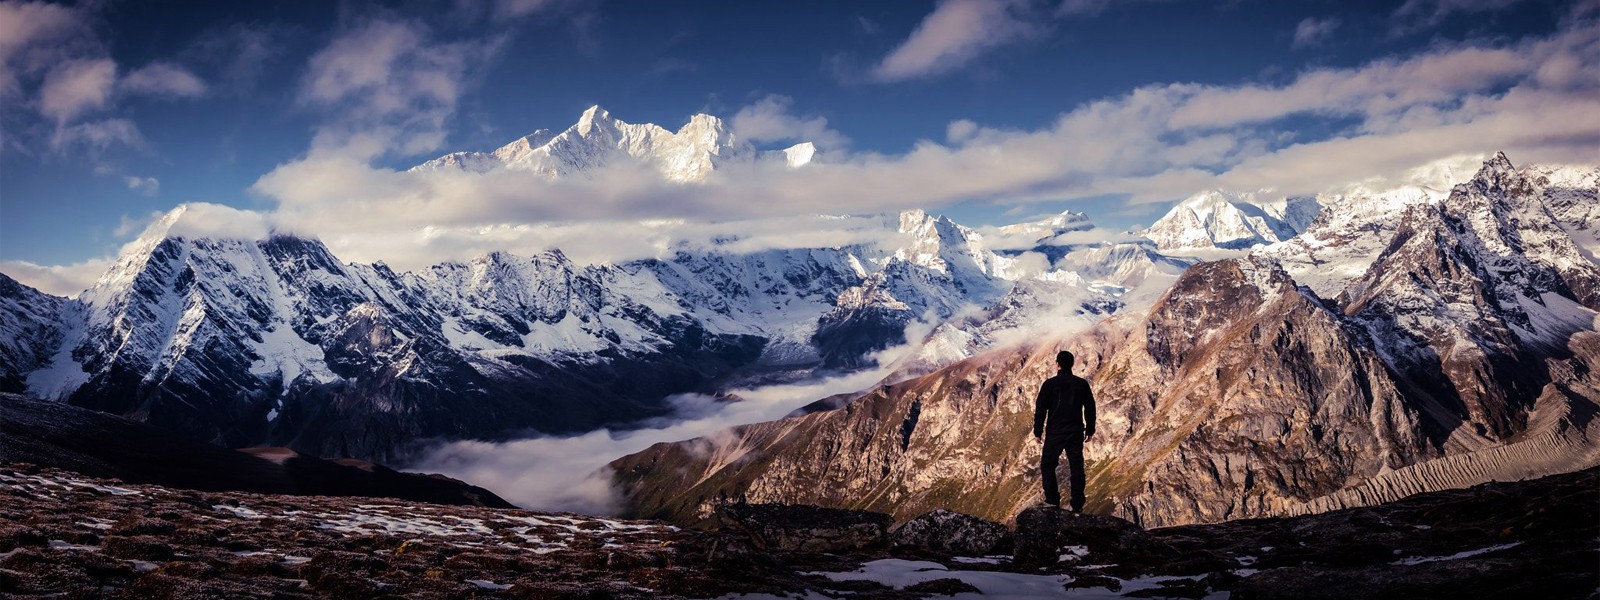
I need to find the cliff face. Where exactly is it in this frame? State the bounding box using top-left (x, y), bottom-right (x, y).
top-left (610, 156), bottom-right (1600, 529)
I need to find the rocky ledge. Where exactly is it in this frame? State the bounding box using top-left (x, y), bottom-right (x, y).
top-left (1, 463), bottom-right (1593, 598)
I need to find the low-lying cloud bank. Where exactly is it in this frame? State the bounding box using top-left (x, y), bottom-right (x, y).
top-left (405, 338), bottom-right (924, 515)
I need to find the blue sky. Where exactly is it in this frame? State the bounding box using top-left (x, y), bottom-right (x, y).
top-left (1, 0), bottom-right (1595, 294)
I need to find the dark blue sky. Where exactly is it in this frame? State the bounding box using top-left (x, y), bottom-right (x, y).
top-left (0, 0), bottom-right (1588, 292)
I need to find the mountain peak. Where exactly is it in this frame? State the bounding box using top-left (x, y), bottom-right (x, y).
top-left (683, 112), bottom-right (725, 128)
top-left (1146, 189), bottom-right (1303, 251)
top-left (415, 106), bottom-right (811, 183)
top-left (131, 203), bottom-right (272, 246)
top-left (1178, 189), bottom-right (1250, 216)
top-left (575, 105), bottom-right (615, 134)
top-left (134, 204), bottom-right (191, 242)
top-left (675, 112), bottom-right (735, 148)
top-left (1479, 151), bottom-right (1515, 176)
top-left (782, 142), bottom-right (816, 168)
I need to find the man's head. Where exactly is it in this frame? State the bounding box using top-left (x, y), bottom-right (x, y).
top-left (1056, 350), bottom-right (1074, 371)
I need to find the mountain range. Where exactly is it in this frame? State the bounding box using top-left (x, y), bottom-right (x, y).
top-left (412, 105), bottom-right (815, 182)
top-left (609, 153), bottom-right (1600, 528)
top-left (3, 103), bottom-right (1595, 536)
top-left (0, 107), bottom-right (1193, 463)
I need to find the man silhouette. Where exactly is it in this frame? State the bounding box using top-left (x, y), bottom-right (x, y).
top-left (1033, 350), bottom-right (1096, 512)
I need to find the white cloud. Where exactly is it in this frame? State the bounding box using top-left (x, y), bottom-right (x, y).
top-left (124, 176), bottom-right (159, 196)
top-left (872, 0), bottom-right (1045, 82)
top-left (50, 117), bottom-right (141, 151)
top-left (0, 2), bottom-right (205, 155)
top-left (121, 62), bottom-right (206, 98)
top-left (0, 0), bottom-right (87, 98)
top-left (1168, 44), bottom-right (1537, 130)
top-left (945, 119), bottom-right (979, 144)
top-left (38, 58), bottom-right (115, 123)
top-left (300, 18), bottom-right (505, 158)
top-left (407, 332), bottom-right (922, 512)
top-left (730, 94), bottom-right (849, 150)
top-left (0, 257), bottom-right (111, 296)
top-left (1292, 17), bottom-right (1340, 49)
top-left (235, 21), bottom-right (1600, 274)
top-left (155, 202), bottom-right (274, 241)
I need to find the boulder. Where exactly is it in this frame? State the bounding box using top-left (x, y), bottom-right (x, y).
top-left (714, 503), bottom-right (892, 553)
top-left (1013, 506), bottom-right (1179, 569)
top-left (890, 509), bottom-right (1012, 556)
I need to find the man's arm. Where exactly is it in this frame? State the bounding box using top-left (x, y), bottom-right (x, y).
top-left (1082, 379), bottom-right (1097, 438)
top-left (1033, 380), bottom-right (1051, 439)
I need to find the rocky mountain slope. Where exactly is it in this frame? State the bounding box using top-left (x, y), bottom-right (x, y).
top-left (0, 200), bottom-right (1165, 463)
top-left (610, 154), bottom-right (1600, 529)
top-left (1, 461), bottom-right (1591, 598)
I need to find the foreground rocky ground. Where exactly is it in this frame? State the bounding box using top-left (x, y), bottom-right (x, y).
top-left (1, 462), bottom-right (1594, 599)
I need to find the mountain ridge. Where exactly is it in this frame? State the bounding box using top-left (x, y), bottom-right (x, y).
top-left (608, 154), bottom-right (1600, 529)
top-left (411, 104), bottom-right (815, 182)
top-left (0, 204), bottom-right (1161, 463)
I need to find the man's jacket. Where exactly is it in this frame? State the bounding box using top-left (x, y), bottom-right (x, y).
top-left (1033, 372), bottom-right (1096, 439)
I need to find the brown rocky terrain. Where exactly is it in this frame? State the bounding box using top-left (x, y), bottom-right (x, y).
top-left (2, 463), bottom-right (1593, 598)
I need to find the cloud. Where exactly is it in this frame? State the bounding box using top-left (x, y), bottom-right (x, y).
top-left (1292, 17), bottom-right (1340, 48)
top-left (0, 0), bottom-right (89, 98)
top-left (38, 58), bottom-right (115, 123)
top-left (183, 23), bottom-right (289, 94)
top-left (121, 62), bottom-right (206, 98)
top-left (300, 18), bottom-right (507, 158)
top-left (1396, 0), bottom-right (1526, 24)
top-left (0, 2), bottom-right (210, 156)
top-left (871, 0), bottom-right (1045, 82)
top-left (148, 202), bottom-right (274, 241)
top-left (730, 94), bottom-right (849, 150)
top-left (489, 0), bottom-right (583, 18)
top-left (406, 331), bottom-right (924, 512)
top-left (234, 21), bottom-right (1600, 275)
top-left (251, 150), bottom-right (911, 269)
top-left (1056, 0), bottom-right (1126, 16)
top-left (650, 57), bottom-right (698, 77)
top-left (50, 117), bottom-right (141, 152)
top-left (124, 176), bottom-right (159, 196)
top-left (0, 257), bottom-right (111, 296)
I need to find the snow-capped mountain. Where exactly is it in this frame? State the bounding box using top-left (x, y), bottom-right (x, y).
top-left (1144, 190), bottom-right (1322, 251)
top-left (412, 105), bottom-right (813, 182)
top-left (888, 210), bottom-right (1192, 378)
top-left (610, 154), bottom-right (1600, 529)
top-left (0, 204), bottom-right (1170, 462)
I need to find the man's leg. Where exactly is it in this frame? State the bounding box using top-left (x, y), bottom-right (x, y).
top-left (1066, 432), bottom-right (1087, 512)
top-left (1040, 437), bottom-right (1063, 507)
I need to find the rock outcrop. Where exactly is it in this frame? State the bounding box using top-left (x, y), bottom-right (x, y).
top-left (713, 503), bottom-right (892, 553)
top-left (1012, 507), bottom-right (1182, 571)
top-left (889, 509), bottom-right (1011, 556)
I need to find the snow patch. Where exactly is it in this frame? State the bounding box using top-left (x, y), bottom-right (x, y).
top-left (1394, 542), bottom-right (1522, 565)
